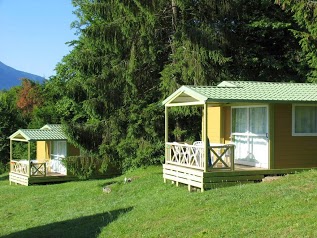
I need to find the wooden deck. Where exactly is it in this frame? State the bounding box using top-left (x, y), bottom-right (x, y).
top-left (163, 163), bottom-right (314, 192)
top-left (9, 160), bottom-right (78, 186)
top-left (163, 142), bottom-right (316, 191)
top-left (9, 172), bottom-right (78, 186)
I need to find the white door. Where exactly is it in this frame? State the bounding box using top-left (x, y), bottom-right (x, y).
top-left (51, 141), bottom-right (67, 175)
top-left (231, 106), bottom-right (269, 168)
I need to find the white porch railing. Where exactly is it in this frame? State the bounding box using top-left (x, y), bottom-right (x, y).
top-left (10, 160), bottom-right (29, 176)
top-left (50, 155), bottom-right (67, 175)
top-left (209, 143), bottom-right (235, 171)
top-left (166, 142), bottom-right (205, 170)
top-left (165, 142), bottom-right (235, 171)
top-left (10, 160), bottom-right (47, 177)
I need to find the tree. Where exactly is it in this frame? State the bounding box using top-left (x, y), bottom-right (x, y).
top-left (0, 87), bottom-right (26, 170)
top-left (278, 0), bottom-right (317, 82)
top-left (28, 76), bottom-right (65, 129)
top-left (160, 0), bottom-right (233, 98)
top-left (55, 0), bottom-right (170, 169)
top-left (52, 0), bottom-right (311, 172)
top-left (16, 78), bottom-right (43, 118)
top-left (225, 0), bottom-right (308, 83)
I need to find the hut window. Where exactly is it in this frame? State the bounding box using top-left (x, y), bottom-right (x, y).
top-left (292, 105), bottom-right (317, 136)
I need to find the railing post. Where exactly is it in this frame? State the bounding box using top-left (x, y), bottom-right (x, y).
top-left (28, 161), bottom-right (31, 177)
top-left (165, 106), bottom-right (169, 163)
top-left (230, 144), bottom-right (235, 171)
top-left (10, 139), bottom-right (12, 163)
top-left (203, 104), bottom-right (208, 172)
top-left (28, 142), bottom-right (31, 177)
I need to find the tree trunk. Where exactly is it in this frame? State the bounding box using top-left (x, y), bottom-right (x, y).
top-left (172, 0), bottom-right (178, 30)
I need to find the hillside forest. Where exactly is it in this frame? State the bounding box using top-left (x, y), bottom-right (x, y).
top-left (0, 0), bottom-right (316, 174)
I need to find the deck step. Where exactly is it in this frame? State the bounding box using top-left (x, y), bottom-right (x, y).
top-left (203, 175), bottom-right (264, 183)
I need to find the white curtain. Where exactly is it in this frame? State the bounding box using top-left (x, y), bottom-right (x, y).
top-left (232, 107), bottom-right (268, 168)
top-left (249, 107), bottom-right (267, 134)
top-left (51, 141), bottom-right (67, 175)
top-left (295, 106), bottom-right (317, 133)
top-left (232, 108), bottom-right (247, 133)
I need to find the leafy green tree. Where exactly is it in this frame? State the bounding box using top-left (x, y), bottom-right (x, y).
top-left (0, 87), bottom-right (26, 170)
top-left (16, 78), bottom-right (43, 118)
top-left (28, 76), bottom-right (65, 129)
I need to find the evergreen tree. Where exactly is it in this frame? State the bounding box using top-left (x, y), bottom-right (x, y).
top-left (226, 0), bottom-right (307, 83)
top-left (279, 0), bottom-right (317, 82)
top-left (52, 0), bottom-right (311, 172)
top-left (56, 0), bottom-right (170, 169)
top-left (160, 0), bottom-right (233, 98)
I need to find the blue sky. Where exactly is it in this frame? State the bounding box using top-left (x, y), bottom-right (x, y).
top-left (0, 0), bottom-right (76, 78)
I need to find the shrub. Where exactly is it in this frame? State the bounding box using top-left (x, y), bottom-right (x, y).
top-left (0, 162), bottom-right (9, 174)
top-left (63, 156), bottom-right (108, 180)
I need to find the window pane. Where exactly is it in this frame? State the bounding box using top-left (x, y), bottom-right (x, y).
top-left (249, 107), bottom-right (267, 134)
top-left (232, 108), bottom-right (247, 133)
top-left (295, 106), bottom-right (317, 133)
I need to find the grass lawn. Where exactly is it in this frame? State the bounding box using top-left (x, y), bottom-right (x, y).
top-left (1, 166), bottom-right (317, 238)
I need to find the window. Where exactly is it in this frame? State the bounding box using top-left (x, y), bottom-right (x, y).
top-left (292, 105), bottom-right (317, 136)
top-left (52, 141), bottom-right (67, 157)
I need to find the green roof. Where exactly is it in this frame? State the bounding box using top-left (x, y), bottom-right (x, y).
top-left (9, 124), bottom-right (67, 142)
top-left (163, 81), bottom-right (317, 106)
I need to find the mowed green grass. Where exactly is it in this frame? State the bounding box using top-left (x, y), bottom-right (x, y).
top-left (1, 166), bottom-right (317, 238)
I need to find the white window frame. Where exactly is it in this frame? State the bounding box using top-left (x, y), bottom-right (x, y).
top-left (292, 104), bottom-right (317, 136)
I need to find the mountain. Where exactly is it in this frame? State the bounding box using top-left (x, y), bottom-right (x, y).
top-left (0, 61), bottom-right (45, 90)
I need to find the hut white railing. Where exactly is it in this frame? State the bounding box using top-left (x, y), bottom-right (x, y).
top-left (50, 154), bottom-right (67, 175)
top-left (10, 160), bottom-right (47, 177)
top-left (208, 143), bottom-right (235, 170)
top-left (166, 142), bottom-right (205, 170)
top-left (165, 142), bottom-right (235, 171)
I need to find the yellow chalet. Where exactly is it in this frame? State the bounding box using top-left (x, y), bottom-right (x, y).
top-left (9, 124), bottom-right (80, 186)
top-left (162, 81), bottom-right (317, 191)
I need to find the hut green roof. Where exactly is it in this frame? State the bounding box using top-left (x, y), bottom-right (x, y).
top-left (9, 124), bottom-right (67, 142)
top-left (163, 81), bottom-right (317, 106)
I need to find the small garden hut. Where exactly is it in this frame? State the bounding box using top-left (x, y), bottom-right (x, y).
top-left (162, 81), bottom-right (317, 191)
top-left (9, 124), bottom-right (79, 185)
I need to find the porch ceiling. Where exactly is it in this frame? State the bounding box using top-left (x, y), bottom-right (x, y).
top-left (162, 86), bottom-right (208, 106)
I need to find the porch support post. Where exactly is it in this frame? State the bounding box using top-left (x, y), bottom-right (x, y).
top-left (10, 139), bottom-right (12, 162)
top-left (165, 106), bottom-right (168, 147)
top-left (164, 106), bottom-right (169, 183)
top-left (203, 103), bottom-right (208, 172)
top-left (10, 139), bottom-right (12, 183)
top-left (28, 141), bottom-right (31, 161)
top-left (28, 141), bottom-right (31, 177)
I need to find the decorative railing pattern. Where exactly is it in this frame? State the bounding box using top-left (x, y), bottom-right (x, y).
top-left (10, 160), bottom-right (28, 176)
top-left (30, 162), bottom-right (46, 176)
top-left (166, 142), bottom-right (205, 170)
top-left (10, 160), bottom-right (47, 177)
top-left (165, 142), bottom-right (235, 171)
top-left (209, 143), bottom-right (235, 170)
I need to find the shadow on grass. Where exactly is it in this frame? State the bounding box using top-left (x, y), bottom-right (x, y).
top-left (2, 207), bottom-right (133, 238)
top-left (100, 181), bottom-right (119, 187)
